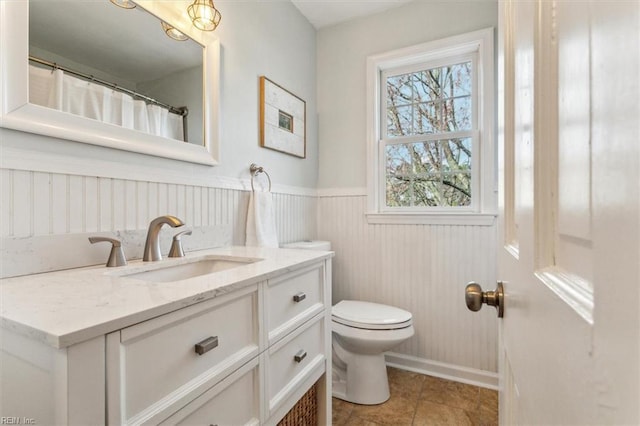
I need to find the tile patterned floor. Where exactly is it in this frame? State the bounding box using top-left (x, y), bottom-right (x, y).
top-left (332, 367), bottom-right (498, 426)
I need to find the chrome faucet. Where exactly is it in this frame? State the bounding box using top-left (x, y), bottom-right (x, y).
top-left (143, 215), bottom-right (185, 261)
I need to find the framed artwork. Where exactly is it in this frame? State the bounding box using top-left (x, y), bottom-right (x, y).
top-left (259, 76), bottom-right (306, 158)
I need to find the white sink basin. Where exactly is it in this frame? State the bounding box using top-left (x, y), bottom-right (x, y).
top-left (124, 256), bottom-right (260, 283)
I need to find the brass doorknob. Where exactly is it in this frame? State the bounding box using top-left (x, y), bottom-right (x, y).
top-left (465, 282), bottom-right (504, 318)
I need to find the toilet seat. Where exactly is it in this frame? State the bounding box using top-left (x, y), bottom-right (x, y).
top-left (332, 300), bottom-right (413, 330)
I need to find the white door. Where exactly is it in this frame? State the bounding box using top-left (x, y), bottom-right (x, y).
top-left (496, 0), bottom-right (639, 424)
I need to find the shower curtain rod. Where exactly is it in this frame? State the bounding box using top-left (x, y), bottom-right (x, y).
top-left (29, 55), bottom-right (188, 118)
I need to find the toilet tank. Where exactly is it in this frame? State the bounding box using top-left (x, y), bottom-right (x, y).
top-left (282, 240), bottom-right (331, 251)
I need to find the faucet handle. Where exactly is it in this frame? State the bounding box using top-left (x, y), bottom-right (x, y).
top-left (88, 236), bottom-right (127, 267)
top-left (169, 229), bottom-right (192, 258)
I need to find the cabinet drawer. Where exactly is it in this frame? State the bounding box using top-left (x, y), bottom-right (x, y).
top-left (109, 285), bottom-right (260, 424)
top-left (159, 357), bottom-right (261, 426)
top-left (265, 263), bottom-right (325, 344)
top-left (265, 314), bottom-right (325, 418)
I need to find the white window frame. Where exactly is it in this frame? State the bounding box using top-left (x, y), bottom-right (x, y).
top-left (366, 28), bottom-right (496, 225)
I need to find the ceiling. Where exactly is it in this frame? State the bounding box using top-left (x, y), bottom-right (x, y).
top-left (291, 0), bottom-right (414, 29)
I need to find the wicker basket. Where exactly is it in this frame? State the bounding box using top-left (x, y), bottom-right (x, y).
top-left (277, 383), bottom-right (318, 426)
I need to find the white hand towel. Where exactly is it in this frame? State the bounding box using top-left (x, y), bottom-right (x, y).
top-left (246, 191), bottom-right (279, 248)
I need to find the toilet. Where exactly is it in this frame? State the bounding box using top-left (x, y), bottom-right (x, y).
top-left (282, 241), bottom-right (415, 405)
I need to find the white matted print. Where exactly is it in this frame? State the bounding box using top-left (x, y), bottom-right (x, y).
top-left (260, 76), bottom-right (306, 158)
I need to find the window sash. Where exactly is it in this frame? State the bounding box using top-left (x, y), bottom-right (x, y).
top-left (382, 54), bottom-right (476, 140)
top-left (378, 131), bottom-right (480, 213)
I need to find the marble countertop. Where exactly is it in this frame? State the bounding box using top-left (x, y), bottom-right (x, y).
top-left (0, 246), bottom-right (333, 349)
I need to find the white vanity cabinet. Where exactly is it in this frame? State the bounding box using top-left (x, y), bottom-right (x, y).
top-left (107, 261), bottom-right (331, 425)
top-left (0, 252), bottom-right (332, 426)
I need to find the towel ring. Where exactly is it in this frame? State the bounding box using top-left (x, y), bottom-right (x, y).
top-left (250, 163), bottom-right (272, 192)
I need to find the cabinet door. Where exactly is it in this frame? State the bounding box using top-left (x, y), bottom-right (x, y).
top-left (159, 357), bottom-right (261, 426)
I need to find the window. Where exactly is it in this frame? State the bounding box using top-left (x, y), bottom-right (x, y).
top-left (385, 61), bottom-right (474, 208)
top-left (366, 29), bottom-right (495, 225)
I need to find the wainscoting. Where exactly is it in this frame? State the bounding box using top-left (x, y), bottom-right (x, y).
top-left (318, 194), bottom-right (498, 384)
top-left (0, 168), bottom-right (317, 278)
top-left (0, 168), bottom-right (498, 385)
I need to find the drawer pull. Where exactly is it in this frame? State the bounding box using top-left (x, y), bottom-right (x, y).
top-left (293, 292), bottom-right (306, 303)
top-left (294, 349), bottom-right (307, 363)
top-left (195, 336), bottom-right (219, 355)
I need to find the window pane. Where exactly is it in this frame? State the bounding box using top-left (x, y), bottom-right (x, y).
top-left (414, 102), bottom-right (439, 134)
top-left (442, 62), bottom-right (472, 98)
top-left (386, 143), bottom-right (411, 172)
top-left (387, 105), bottom-right (412, 136)
top-left (443, 96), bottom-right (472, 131)
top-left (386, 73), bottom-right (413, 106)
top-left (414, 69), bottom-right (441, 103)
top-left (386, 143), bottom-right (412, 206)
top-left (386, 143), bottom-right (410, 207)
top-left (442, 173), bottom-right (471, 206)
top-left (413, 141), bottom-right (440, 174)
top-left (442, 138), bottom-right (471, 172)
top-left (413, 177), bottom-right (440, 206)
top-left (386, 176), bottom-right (411, 206)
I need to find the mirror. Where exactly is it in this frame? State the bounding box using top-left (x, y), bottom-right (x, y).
top-left (29, 0), bottom-right (204, 146)
top-left (0, 0), bottom-right (219, 165)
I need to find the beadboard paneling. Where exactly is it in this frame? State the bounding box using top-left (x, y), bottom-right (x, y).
top-left (317, 195), bottom-right (498, 373)
top-left (0, 169), bottom-right (316, 277)
top-left (1, 168), bottom-right (495, 376)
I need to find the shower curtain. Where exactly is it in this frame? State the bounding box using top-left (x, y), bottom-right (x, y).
top-left (29, 65), bottom-right (184, 141)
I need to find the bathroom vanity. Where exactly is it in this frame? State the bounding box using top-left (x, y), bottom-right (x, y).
top-left (0, 246), bottom-right (332, 425)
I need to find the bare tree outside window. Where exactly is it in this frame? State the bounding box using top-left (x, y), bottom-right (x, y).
top-left (385, 62), bottom-right (473, 207)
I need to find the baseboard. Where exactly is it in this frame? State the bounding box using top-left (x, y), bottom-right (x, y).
top-left (384, 352), bottom-right (499, 390)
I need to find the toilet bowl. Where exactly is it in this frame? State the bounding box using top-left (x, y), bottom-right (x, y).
top-left (282, 240), bottom-right (415, 405)
top-left (331, 300), bottom-right (414, 405)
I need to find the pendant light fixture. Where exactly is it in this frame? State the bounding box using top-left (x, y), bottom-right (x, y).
top-left (161, 22), bottom-right (189, 41)
top-left (109, 0), bottom-right (136, 9)
top-left (187, 0), bottom-right (222, 31)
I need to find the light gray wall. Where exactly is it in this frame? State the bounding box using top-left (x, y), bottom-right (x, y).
top-left (316, 0), bottom-right (498, 189)
top-left (214, 2), bottom-right (318, 186)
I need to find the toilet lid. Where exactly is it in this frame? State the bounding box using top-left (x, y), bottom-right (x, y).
top-left (332, 300), bottom-right (413, 330)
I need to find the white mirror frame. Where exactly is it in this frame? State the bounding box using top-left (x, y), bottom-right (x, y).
top-left (0, 0), bottom-right (219, 166)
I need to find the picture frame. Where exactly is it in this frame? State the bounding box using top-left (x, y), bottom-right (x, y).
top-left (259, 76), bottom-right (306, 158)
